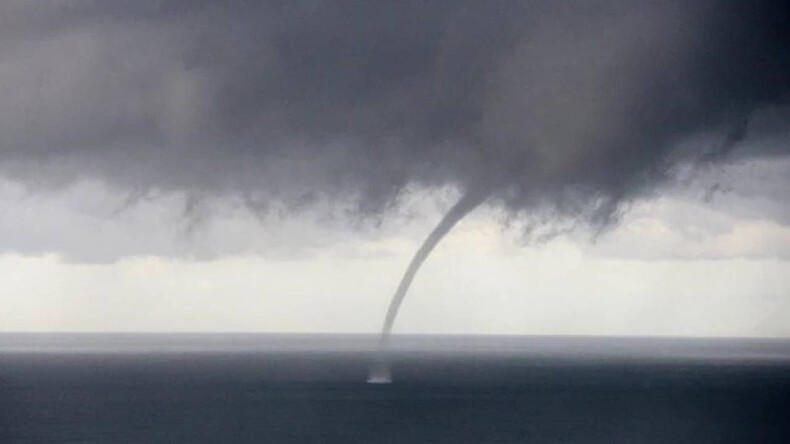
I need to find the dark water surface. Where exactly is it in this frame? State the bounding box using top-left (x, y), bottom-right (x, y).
top-left (1, 334), bottom-right (789, 443)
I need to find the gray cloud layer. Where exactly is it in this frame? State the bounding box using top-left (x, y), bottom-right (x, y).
top-left (1, 0), bottom-right (788, 227)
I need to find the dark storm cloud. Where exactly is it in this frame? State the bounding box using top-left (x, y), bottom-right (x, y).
top-left (1, 0), bottom-right (788, 223)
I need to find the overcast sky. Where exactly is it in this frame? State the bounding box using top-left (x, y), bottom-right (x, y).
top-left (1, 1), bottom-right (788, 335)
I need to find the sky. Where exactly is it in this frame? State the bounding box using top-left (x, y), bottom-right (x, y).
top-left (1, 1), bottom-right (788, 335)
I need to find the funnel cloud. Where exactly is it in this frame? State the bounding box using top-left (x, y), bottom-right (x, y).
top-left (381, 186), bottom-right (493, 342)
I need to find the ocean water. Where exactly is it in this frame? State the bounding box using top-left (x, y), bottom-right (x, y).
top-left (1, 334), bottom-right (789, 443)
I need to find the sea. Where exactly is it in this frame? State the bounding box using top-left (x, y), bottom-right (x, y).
top-left (1, 333), bottom-right (789, 443)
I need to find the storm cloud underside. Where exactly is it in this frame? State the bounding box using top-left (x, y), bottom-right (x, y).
top-left (1, 0), bottom-right (787, 216)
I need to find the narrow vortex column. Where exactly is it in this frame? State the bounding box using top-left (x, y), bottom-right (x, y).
top-left (368, 187), bottom-right (492, 383)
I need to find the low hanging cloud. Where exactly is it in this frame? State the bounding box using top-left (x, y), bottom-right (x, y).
top-left (1, 0), bottom-right (788, 238)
